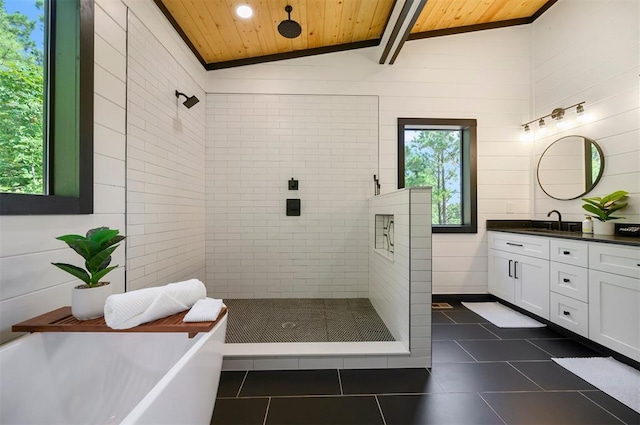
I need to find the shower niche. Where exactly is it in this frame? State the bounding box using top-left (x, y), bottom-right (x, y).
top-left (375, 214), bottom-right (394, 260)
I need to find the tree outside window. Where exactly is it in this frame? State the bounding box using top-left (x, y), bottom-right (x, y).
top-left (398, 118), bottom-right (477, 234)
top-left (404, 129), bottom-right (461, 225)
top-left (0, 0), bottom-right (94, 215)
top-left (0, 0), bottom-right (45, 194)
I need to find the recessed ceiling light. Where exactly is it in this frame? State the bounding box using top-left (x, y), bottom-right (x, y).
top-left (236, 4), bottom-right (253, 19)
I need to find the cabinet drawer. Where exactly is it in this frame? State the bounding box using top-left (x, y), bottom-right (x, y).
top-left (550, 262), bottom-right (588, 303)
top-left (550, 292), bottom-right (589, 338)
top-left (589, 243), bottom-right (640, 279)
top-left (550, 239), bottom-right (588, 268)
top-left (488, 232), bottom-right (549, 260)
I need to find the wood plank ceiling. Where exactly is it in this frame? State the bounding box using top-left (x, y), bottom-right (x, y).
top-left (155, 0), bottom-right (556, 69)
top-left (411, 0), bottom-right (553, 37)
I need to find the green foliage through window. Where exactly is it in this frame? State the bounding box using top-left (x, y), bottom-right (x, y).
top-left (405, 129), bottom-right (462, 225)
top-left (0, 0), bottom-right (45, 194)
top-left (398, 118), bottom-right (477, 234)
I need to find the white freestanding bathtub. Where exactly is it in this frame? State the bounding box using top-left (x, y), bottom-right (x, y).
top-left (0, 314), bottom-right (227, 425)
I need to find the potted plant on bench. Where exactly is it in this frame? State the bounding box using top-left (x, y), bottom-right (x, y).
top-left (52, 227), bottom-right (125, 320)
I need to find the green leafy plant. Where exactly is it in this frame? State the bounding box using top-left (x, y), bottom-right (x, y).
top-left (52, 227), bottom-right (125, 287)
top-left (582, 190), bottom-right (628, 222)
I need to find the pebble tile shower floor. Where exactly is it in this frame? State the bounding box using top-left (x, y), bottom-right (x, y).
top-left (224, 298), bottom-right (395, 343)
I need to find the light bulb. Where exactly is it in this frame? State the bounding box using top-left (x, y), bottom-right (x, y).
top-left (537, 118), bottom-right (547, 135)
top-left (576, 104), bottom-right (590, 123)
top-left (236, 4), bottom-right (253, 18)
top-left (556, 118), bottom-right (567, 129)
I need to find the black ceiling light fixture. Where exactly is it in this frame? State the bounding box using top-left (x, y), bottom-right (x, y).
top-left (278, 5), bottom-right (301, 39)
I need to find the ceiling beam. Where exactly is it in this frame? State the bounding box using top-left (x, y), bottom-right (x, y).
top-left (378, 0), bottom-right (428, 65)
top-left (388, 0), bottom-right (427, 64)
top-left (207, 40), bottom-right (381, 70)
top-left (378, 0), bottom-right (413, 64)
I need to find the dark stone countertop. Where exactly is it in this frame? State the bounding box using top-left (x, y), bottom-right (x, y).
top-left (486, 220), bottom-right (640, 247)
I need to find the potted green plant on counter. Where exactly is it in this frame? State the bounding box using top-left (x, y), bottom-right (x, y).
top-left (582, 190), bottom-right (628, 235)
top-left (52, 227), bottom-right (125, 320)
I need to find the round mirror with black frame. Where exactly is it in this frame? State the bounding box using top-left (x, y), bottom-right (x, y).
top-left (537, 135), bottom-right (604, 200)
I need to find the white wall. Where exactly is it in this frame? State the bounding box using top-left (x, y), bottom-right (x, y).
top-left (125, 9), bottom-right (207, 291)
top-left (369, 188), bottom-right (432, 359)
top-left (0, 0), bottom-right (128, 344)
top-left (205, 94), bottom-right (377, 298)
top-left (531, 0), bottom-right (640, 223)
top-left (206, 27), bottom-right (533, 294)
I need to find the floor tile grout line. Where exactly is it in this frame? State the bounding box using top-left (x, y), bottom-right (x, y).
top-left (478, 323), bottom-right (504, 339)
top-left (477, 392), bottom-right (509, 425)
top-left (440, 311), bottom-right (457, 324)
top-left (505, 361), bottom-right (546, 391)
top-left (453, 340), bottom-right (480, 362)
top-left (337, 369), bottom-right (344, 396)
top-left (262, 397), bottom-right (271, 425)
top-left (524, 338), bottom-right (557, 357)
top-left (374, 395), bottom-right (388, 425)
top-left (425, 367), bottom-right (447, 393)
top-left (576, 391), bottom-right (631, 425)
top-left (236, 370), bottom-right (249, 398)
top-left (222, 393), bottom-right (437, 399)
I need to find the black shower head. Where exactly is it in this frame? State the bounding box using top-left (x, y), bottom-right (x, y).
top-left (175, 90), bottom-right (200, 108)
top-left (278, 5), bottom-right (301, 39)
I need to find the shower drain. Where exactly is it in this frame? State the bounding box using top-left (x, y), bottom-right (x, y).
top-left (281, 321), bottom-right (297, 329)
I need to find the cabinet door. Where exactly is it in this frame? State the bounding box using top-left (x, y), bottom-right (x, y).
top-left (488, 249), bottom-right (515, 302)
top-left (514, 254), bottom-right (550, 319)
top-left (589, 270), bottom-right (640, 361)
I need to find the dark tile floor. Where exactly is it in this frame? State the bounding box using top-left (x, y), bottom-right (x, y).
top-left (212, 301), bottom-right (640, 425)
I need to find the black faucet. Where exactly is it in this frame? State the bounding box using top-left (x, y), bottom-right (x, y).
top-left (547, 210), bottom-right (562, 230)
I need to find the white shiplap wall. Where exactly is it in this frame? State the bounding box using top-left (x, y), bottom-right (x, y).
top-left (206, 27), bottom-right (533, 294)
top-left (0, 0), bottom-right (128, 344)
top-left (531, 0), bottom-right (640, 223)
top-left (205, 94), bottom-right (378, 298)
top-left (125, 10), bottom-right (207, 291)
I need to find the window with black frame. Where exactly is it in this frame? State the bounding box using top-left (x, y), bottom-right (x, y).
top-left (398, 118), bottom-right (477, 234)
top-left (0, 0), bottom-right (93, 215)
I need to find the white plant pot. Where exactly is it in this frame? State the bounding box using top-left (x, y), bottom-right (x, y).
top-left (72, 282), bottom-right (112, 320)
top-left (592, 220), bottom-right (615, 236)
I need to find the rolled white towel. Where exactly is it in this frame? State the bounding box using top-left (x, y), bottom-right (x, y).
top-left (104, 279), bottom-right (206, 329)
top-left (183, 298), bottom-right (224, 322)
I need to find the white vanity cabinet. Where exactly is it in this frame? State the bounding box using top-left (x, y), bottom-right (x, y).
top-left (488, 232), bottom-right (550, 319)
top-left (588, 244), bottom-right (640, 361)
top-left (488, 230), bottom-right (640, 362)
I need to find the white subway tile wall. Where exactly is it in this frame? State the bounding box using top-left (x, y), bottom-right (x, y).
top-left (126, 11), bottom-right (207, 291)
top-left (369, 188), bottom-right (433, 366)
top-left (532, 0), bottom-right (640, 223)
top-left (205, 94), bottom-right (378, 298)
top-left (369, 191), bottom-right (411, 348)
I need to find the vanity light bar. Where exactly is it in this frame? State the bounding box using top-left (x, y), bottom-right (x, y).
top-left (522, 101), bottom-right (586, 134)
